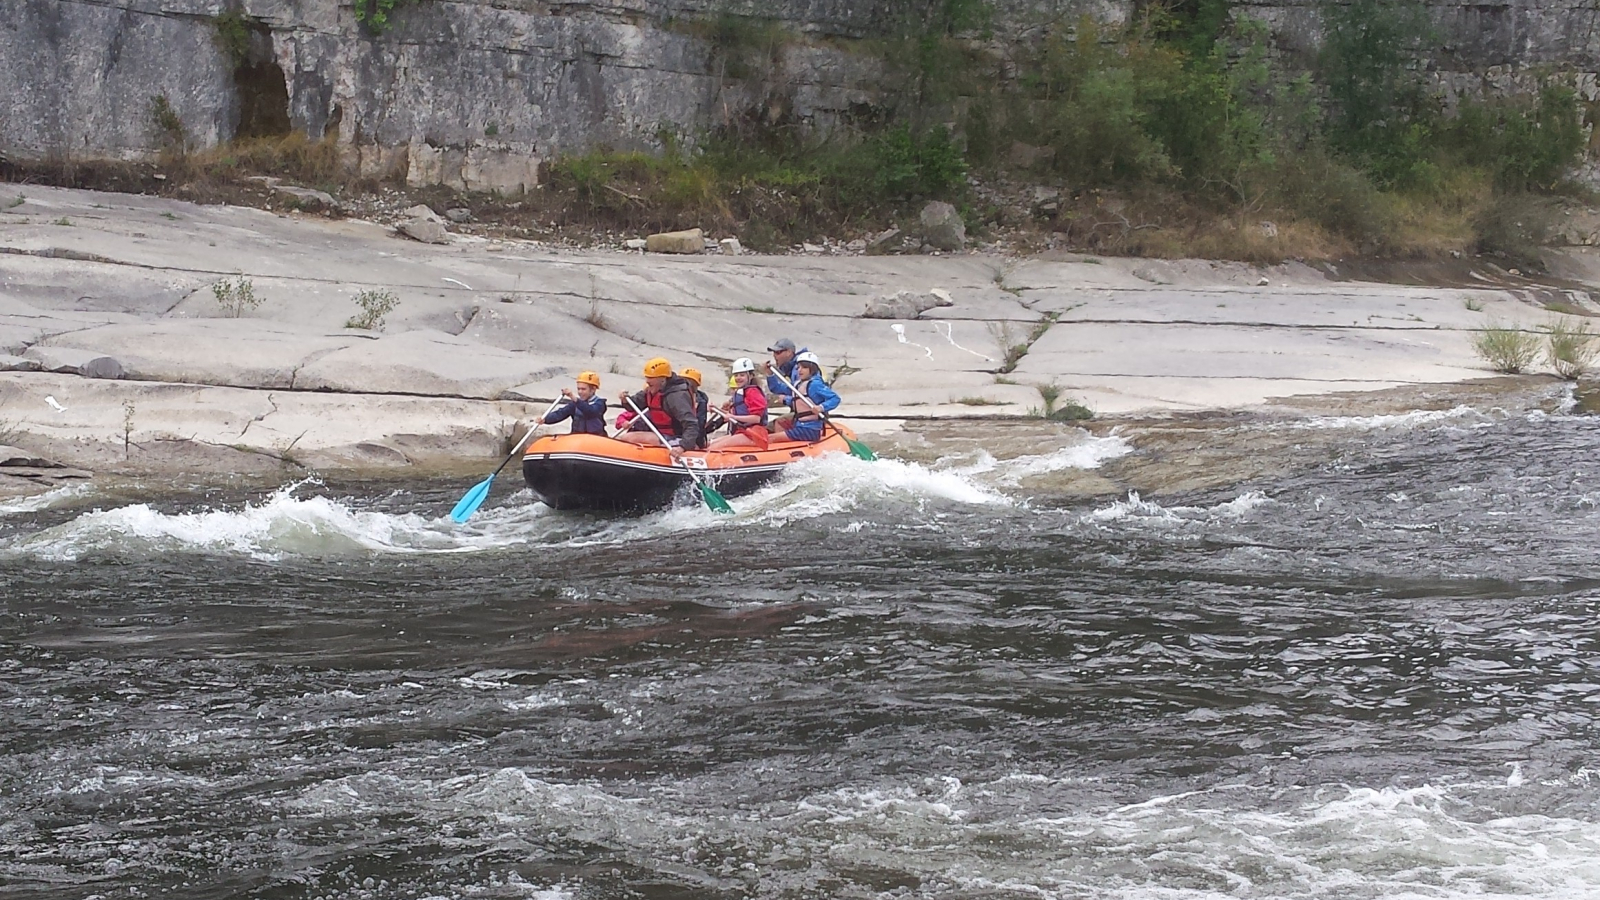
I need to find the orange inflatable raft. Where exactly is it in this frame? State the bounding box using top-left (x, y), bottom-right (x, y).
top-left (521, 427), bottom-right (860, 512)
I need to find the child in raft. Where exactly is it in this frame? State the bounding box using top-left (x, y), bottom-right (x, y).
top-left (543, 371), bottom-right (608, 435)
top-left (707, 358), bottom-right (769, 450)
top-left (681, 367), bottom-right (711, 434)
top-left (773, 351), bottom-right (839, 442)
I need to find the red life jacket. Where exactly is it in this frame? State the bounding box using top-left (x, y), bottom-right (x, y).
top-left (644, 388), bottom-right (676, 436)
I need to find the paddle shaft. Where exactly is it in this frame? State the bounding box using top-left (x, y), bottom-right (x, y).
top-left (770, 366), bottom-right (838, 435)
top-left (488, 398), bottom-right (563, 478)
top-left (623, 396), bottom-right (722, 500)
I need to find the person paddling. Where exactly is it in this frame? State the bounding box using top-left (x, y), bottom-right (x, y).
top-left (542, 371), bottom-right (608, 435)
top-left (707, 358), bottom-right (769, 451)
top-left (681, 367), bottom-right (711, 434)
top-left (761, 337), bottom-right (809, 409)
top-left (616, 357), bottom-right (706, 454)
top-left (775, 352), bottom-right (839, 442)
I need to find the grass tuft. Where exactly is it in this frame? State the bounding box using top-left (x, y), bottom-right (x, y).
top-left (1473, 324), bottom-right (1541, 374)
top-left (1545, 318), bottom-right (1599, 379)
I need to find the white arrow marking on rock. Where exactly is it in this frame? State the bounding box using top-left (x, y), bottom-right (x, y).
top-left (891, 323), bottom-right (933, 359)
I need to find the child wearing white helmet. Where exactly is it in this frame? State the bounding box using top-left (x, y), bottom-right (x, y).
top-left (773, 351), bottom-right (839, 442)
top-left (708, 357), bottom-right (770, 450)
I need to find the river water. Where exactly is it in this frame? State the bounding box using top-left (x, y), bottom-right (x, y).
top-left (4, 393), bottom-right (1600, 899)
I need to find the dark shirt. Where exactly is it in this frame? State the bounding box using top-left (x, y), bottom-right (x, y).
top-left (544, 395), bottom-right (608, 435)
top-left (624, 376), bottom-right (706, 449)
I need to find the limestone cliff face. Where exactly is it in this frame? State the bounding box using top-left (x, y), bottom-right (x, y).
top-left (3, 0), bottom-right (1597, 192)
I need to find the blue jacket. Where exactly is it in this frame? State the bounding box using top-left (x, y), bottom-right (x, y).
top-left (783, 375), bottom-right (840, 442)
top-left (792, 375), bottom-right (840, 415)
top-left (544, 395), bottom-right (608, 435)
top-left (766, 348), bottom-right (811, 402)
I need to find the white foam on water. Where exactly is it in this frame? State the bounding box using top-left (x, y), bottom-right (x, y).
top-left (4, 480), bottom-right (518, 561)
top-left (938, 434), bottom-right (1134, 488)
top-left (1287, 405), bottom-right (1493, 431)
top-left (775, 774), bottom-right (1600, 900)
top-left (1, 437), bottom-right (1131, 559)
top-left (281, 763), bottom-right (1600, 899)
top-left (1087, 490), bottom-right (1273, 525)
top-left (714, 452), bottom-right (1014, 526)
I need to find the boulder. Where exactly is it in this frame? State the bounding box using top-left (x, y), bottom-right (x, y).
top-left (275, 184), bottom-right (340, 214)
top-left (397, 216), bottom-right (450, 244)
top-left (919, 201), bottom-right (966, 251)
top-left (719, 237), bottom-right (743, 255)
top-left (865, 226), bottom-right (903, 256)
top-left (0, 445), bottom-right (63, 468)
top-left (445, 207), bottom-right (474, 223)
top-left (646, 228), bottom-right (704, 254)
top-left (402, 204), bottom-right (444, 223)
top-left (23, 346), bottom-right (125, 379)
top-left (860, 289), bottom-right (956, 320)
top-left (0, 354), bottom-right (41, 372)
top-left (624, 238), bottom-right (648, 250)
top-left (1009, 142), bottom-right (1057, 169)
top-left (1132, 264), bottom-right (1172, 285)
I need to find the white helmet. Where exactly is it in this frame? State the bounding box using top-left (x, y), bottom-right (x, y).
top-left (730, 357), bottom-right (757, 374)
top-left (794, 351), bottom-right (821, 367)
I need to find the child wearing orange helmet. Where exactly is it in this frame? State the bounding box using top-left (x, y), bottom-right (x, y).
top-left (544, 371), bottom-right (608, 435)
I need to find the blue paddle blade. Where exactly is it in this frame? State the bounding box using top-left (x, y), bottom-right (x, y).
top-left (449, 476), bottom-right (495, 523)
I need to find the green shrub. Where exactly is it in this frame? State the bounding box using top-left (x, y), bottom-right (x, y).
top-left (1445, 85), bottom-right (1586, 191)
top-left (212, 9), bottom-right (251, 68)
top-left (211, 277), bottom-right (261, 317)
top-left (1257, 148), bottom-right (1393, 245)
top-left (857, 125), bottom-right (967, 201)
top-left (1473, 324), bottom-right (1541, 373)
top-left (354, 0), bottom-right (415, 32)
top-left (1545, 318), bottom-right (1599, 379)
top-left (150, 94), bottom-right (186, 153)
top-left (347, 289), bottom-right (399, 330)
top-left (1473, 192), bottom-right (1556, 271)
top-left (1318, 0), bottom-right (1438, 187)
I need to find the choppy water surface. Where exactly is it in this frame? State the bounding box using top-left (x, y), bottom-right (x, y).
top-left (4, 406), bottom-right (1600, 899)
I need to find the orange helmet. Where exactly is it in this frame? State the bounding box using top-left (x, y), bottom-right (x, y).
top-left (575, 371), bottom-right (601, 388)
top-left (682, 367), bottom-right (703, 387)
top-left (643, 357), bottom-right (672, 378)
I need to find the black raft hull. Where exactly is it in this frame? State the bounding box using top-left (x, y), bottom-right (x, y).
top-left (519, 431), bottom-right (860, 513)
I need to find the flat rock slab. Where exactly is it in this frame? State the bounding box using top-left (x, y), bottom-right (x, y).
top-left (293, 329), bottom-right (562, 399)
top-left (31, 319), bottom-right (360, 389)
top-left (24, 345), bottom-right (124, 378)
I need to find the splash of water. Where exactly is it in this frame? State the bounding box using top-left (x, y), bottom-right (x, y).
top-left (1, 436), bottom-right (1139, 560)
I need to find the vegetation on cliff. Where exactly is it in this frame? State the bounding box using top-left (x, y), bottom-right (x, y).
top-left (4, 0), bottom-right (1589, 265)
top-left (540, 0), bottom-right (1589, 263)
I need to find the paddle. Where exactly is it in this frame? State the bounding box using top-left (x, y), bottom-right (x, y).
top-left (624, 396), bottom-right (734, 514)
top-left (449, 398), bottom-right (561, 523)
top-left (770, 366), bottom-right (877, 461)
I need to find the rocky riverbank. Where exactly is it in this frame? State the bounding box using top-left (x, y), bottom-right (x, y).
top-left (1, 183), bottom-right (1591, 499)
